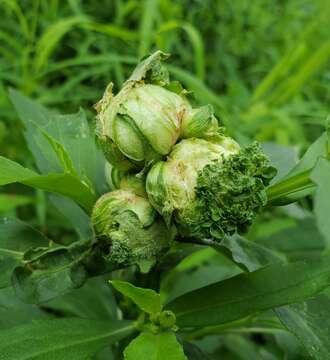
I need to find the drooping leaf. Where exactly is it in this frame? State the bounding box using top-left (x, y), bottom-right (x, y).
top-left (12, 241), bottom-right (91, 303)
top-left (0, 217), bottom-right (49, 288)
top-left (166, 256), bottom-right (330, 328)
top-left (124, 331), bottom-right (187, 360)
top-left (310, 158), bottom-right (330, 247)
top-left (0, 318), bottom-right (133, 360)
top-left (0, 156), bottom-right (96, 212)
top-left (276, 289), bottom-right (330, 360)
top-left (111, 280), bottom-right (162, 314)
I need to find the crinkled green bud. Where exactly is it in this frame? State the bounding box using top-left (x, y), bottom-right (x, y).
top-left (146, 138), bottom-right (276, 241)
top-left (96, 51), bottom-right (221, 168)
top-left (91, 189), bottom-right (175, 267)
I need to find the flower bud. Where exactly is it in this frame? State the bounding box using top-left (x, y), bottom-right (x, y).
top-left (146, 137), bottom-right (276, 240)
top-left (96, 51), bottom-right (222, 169)
top-left (91, 189), bottom-right (175, 267)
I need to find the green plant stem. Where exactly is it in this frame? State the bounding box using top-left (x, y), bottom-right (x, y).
top-left (266, 169), bottom-right (315, 206)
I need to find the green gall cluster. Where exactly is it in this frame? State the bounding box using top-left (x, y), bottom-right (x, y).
top-left (92, 51), bottom-right (277, 268)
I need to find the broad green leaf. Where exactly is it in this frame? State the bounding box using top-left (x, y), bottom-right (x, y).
top-left (0, 217), bottom-right (48, 288)
top-left (0, 318), bottom-right (133, 360)
top-left (288, 132), bottom-right (329, 177)
top-left (217, 235), bottom-right (284, 272)
top-left (310, 158), bottom-right (330, 247)
top-left (12, 242), bottom-right (90, 303)
top-left (261, 142), bottom-right (298, 183)
top-left (0, 287), bottom-right (49, 330)
top-left (166, 256), bottom-right (330, 328)
top-left (9, 88), bottom-right (106, 195)
top-left (0, 156), bottom-right (95, 212)
top-left (124, 332), bottom-right (187, 360)
top-left (45, 276), bottom-right (117, 320)
top-left (258, 218), bottom-right (325, 261)
top-left (160, 248), bottom-right (241, 303)
top-left (276, 290), bottom-right (330, 359)
top-left (111, 280), bottom-right (162, 314)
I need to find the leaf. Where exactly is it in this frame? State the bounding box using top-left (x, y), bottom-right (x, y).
top-left (0, 156), bottom-right (96, 212)
top-left (9, 89), bottom-right (107, 221)
top-left (124, 332), bottom-right (187, 360)
top-left (289, 132), bottom-right (329, 177)
top-left (217, 235), bottom-right (285, 272)
top-left (261, 142), bottom-right (298, 183)
top-left (45, 276), bottom-right (117, 320)
top-left (166, 256), bottom-right (330, 328)
top-left (111, 280), bottom-right (162, 314)
top-left (12, 241), bottom-right (90, 303)
top-left (0, 217), bottom-right (49, 288)
top-left (258, 217), bottom-right (325, 261)
top-left (310, 158), bottom-right (330, 247)
top-left (0, 287), bottom-right (49, 330)
top-left (276, 290), bottom-right (330, 359)
top-left (0, 318), bottom-right (133, 360)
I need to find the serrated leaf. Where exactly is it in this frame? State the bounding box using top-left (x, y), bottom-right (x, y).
top-left (276, 290), bottom-right (330, 359)
top-left (0, 156), bottom-right (95, 212)
top-left (0, 318), bottom-right (133, 360)
top-left (124, 332), bottom-right (187, 360)
top-left (166, 256), bottom-right (330, 328)
top-left (111, 280), bottom-right (162, 314)
top-left (310, 158), bottom-right (330, 247)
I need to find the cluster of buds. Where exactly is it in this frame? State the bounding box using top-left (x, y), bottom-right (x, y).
top-left (92, 51), bottom-right (276, 269)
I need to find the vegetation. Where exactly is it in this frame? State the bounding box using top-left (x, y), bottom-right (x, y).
top-left (0, 1), bottom-right (329, 359)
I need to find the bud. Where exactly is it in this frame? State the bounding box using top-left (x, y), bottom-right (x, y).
top-left (91, 189), bottom-right (175, 267)
top-left (96, 51), bottom-right (222, 168)
top-left (146, 138), bottom-right (276, 240)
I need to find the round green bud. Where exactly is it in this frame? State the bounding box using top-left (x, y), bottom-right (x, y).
top-left (146, 138), bottom-right (276, 240)
top-left (91, 189), bottom-right (175, 267)
top-left (96, 51), bottom-right (222, 169)
top-left (159, 310), bottom-right (176, 329)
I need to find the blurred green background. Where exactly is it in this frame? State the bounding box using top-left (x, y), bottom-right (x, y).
top-left (0, 0), bottom-right (329, 232)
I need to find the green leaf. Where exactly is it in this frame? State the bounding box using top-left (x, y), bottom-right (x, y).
top-left (45, 276), bottom-right (117, 320)
top-left (124, 332), bottom-right (187, 360)
top-left (12, 241), bottom-right (90, 303)
top-left (0, 287), bottom-right (49, 330)
top-left (311, 158), bottom-right (330, 247)
top-left (258, 218), bottom-right (325, 261)
top-left (276, 290), bottom-right (330, 359)
top-left (0, 217), bottom-right (48, 288)
top-left (111, 280), bottom-right (162, 314)
top-left (0, 318), bottom-right (133, 360)
top-left (166, 256), bottom-right (330, 328)
top-left (0, 156), bottom-right (96, 212)
top-left (217, 235), bottom-right (285, 272)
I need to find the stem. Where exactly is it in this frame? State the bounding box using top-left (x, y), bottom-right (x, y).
top-left (266, 169), bottom-right (315, 206)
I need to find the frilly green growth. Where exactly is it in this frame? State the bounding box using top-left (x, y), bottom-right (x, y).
top-left (95, 51), bottom-right (220, 169)
top-left (91, 189), bottom-right (175, 267)
top-left (146, 139), bottom-right (276, 241)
